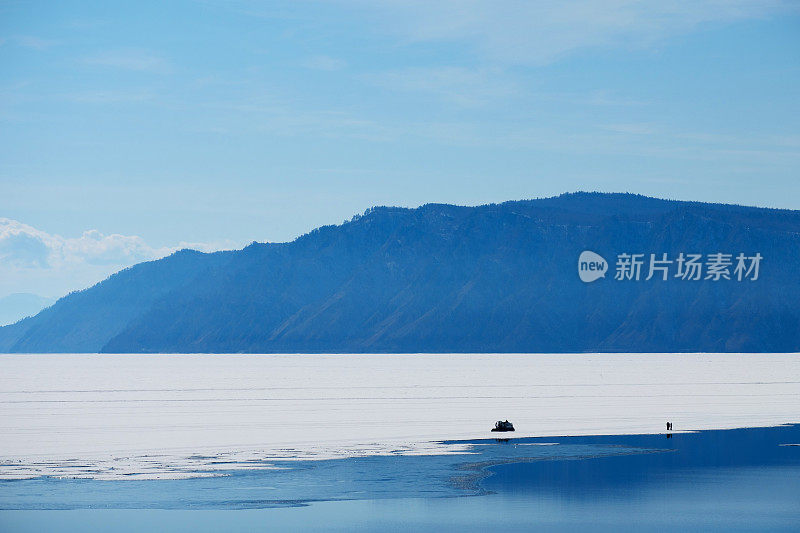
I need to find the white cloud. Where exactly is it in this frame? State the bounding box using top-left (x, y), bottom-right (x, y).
top-left (601, 123), bottom-right (658, 135)
top-left (365, 66), bottom-right (515, 106)
top-left (347, 0), bottom-right (798, 65)
top-left (7, 35), bottom-right (58, 50)
top-left (66, 90), bottom-right (156, 104)
top-left (207, 0), bottom-right (796, 65)
top-left (0, 218), bottom-right (166, 268)
top-left (302, 55), bottom-right (347, 71)
top-left (0, 218), bottom-right (236, 298)
top-left (81, 49), bottom-right (170, 72)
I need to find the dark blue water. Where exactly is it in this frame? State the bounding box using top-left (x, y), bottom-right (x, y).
top-left (1, 425), bottom-right (799, 531)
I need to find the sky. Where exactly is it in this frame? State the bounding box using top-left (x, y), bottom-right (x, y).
top-left (1, 0), bottom-right (799, 299)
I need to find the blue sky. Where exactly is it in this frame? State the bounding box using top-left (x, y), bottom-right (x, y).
top-left (1, 0), bottom-right (799, 298)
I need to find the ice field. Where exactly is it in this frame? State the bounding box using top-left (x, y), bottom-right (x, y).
top-left (1, 353), bottom-right (798, 479)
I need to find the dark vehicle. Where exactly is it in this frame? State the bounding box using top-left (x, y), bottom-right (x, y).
top-left (491, 420), bottom-right (515, 432)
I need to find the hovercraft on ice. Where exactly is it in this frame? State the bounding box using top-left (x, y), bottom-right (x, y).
top-left (491, 420), bottom-right (515, 432)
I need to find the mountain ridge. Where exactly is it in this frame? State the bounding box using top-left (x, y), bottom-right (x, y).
top-left (2, 192), bottom-right (798, 353)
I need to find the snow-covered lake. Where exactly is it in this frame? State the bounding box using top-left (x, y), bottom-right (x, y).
top-left (1, 353), bottom-right (798, 479)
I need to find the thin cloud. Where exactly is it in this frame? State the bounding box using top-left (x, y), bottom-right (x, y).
top-left (602, 123), bottom-right (658, 135)
top-left (81, 49), bottom-right (170, 72)
top-left (302, 55), bottom-right (347, 71)
top-left (366, 66), bottom-right (516, 106)
top-left (347, 0), bottom-right (799, 65)
top-left (65, 90), bottom-right (156, 104)
top-left (7, 35), bottom-right (58, 50)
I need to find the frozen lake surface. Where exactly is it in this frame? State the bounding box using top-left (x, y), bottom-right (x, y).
top-left (0, 353), bottom-right (799, 479)
top-left (1, 425), bottom-right (799, 531)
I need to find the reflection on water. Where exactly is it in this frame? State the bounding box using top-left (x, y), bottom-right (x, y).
top-left (0, 442), bottom-right (660, 509)
top-left (1, 425), bottom-right (799, 531)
